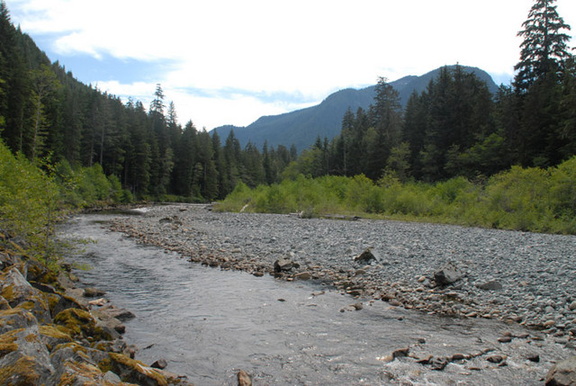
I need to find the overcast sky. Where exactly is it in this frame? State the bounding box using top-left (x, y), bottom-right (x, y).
top-left (5, 0), bottom-right (576, 130)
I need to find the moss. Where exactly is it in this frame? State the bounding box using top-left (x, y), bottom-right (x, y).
top-left (45, 293), bottom-right (61, 314)
top-left (54, 308), bottom-right (96, 338)
top-left (39, 325), bottom-right (71, 340)
top-left (0, 329), bottom-right (19, 357)
top-left (39, 325), bottom-right (73, 351)
top-left (109, 352), bottom-right (168, 386)
top-left (57, 360), bottom-right (110, 386)
top-left (0, 355), bottom-right (42, 384)
top-left (1, 284), bottom-right (16, 303)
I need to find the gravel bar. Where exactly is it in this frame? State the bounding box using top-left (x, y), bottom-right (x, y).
top-left (110, 203), bottom-right (576, 344)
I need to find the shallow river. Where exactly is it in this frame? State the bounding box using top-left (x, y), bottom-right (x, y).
top-left (61, 213), bottom-right (568, 385)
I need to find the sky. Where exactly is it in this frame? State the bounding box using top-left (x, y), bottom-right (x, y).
top-left (5, 0), bottom-right (576, 131)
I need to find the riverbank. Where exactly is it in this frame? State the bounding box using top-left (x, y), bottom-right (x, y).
top-left (0, 231), bottom-right (191, 384)
top-left (108, 203), bottom-right (576, 382)
top-left (111, 204), bottom-right (576, 337)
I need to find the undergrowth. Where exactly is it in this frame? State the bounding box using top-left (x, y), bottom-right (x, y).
top-left (216, 156), bottom-right (576, 235)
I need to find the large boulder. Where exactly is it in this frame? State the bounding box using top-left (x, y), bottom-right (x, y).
top-left (1, 268), bottom-right (52, 323)
top-left (0, 326), bottom-right (54, 384)
top-left (546, 356), bottom-right (576, 386)
top-left (433, 262), bottom-right (463, 286)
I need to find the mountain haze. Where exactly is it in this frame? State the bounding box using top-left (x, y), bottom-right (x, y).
top-left (213, 66), bottom-right (499, 151)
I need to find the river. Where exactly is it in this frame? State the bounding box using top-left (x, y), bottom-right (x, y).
top-left (60, 212), bottom-right (571, 385)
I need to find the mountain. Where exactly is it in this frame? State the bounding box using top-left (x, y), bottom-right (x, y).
top-left (212, 66), bottom-right (499, 151)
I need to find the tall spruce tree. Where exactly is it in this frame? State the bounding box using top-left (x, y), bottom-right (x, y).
top-left (513, 0), bottom-right (572, 166)
top-left (514, 0), bottom-right (572, 91)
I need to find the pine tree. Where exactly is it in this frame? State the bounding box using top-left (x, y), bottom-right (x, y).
top-left (514, 0), bottom-right (572, 91)
top-left (366, 77), bottom-right (403, 180)
top-left (513, 0), bottom-right (572, 166)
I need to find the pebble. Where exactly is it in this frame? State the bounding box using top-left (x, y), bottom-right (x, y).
top-left (110, 204), bottom-right (576, 337)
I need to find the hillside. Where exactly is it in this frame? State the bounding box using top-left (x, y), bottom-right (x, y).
top-left (213, 66), bottom-right (499, 151)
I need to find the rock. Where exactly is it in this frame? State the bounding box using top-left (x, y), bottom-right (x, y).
top-left (1, 267), bottom-right (52, 323)
top-left (274, 258), bottom-right (297, 273)
top-left (97, 305), bottom-right (135, 322)
top-left (392, 347), bottom-right (410, 358)
top-left (546, 356), bottom-right (576, 386)
top-left (84, 287), bottom-right (106, 298)
top-left (294, 272), bottom-right (312, 280)
top-left (430, 356), bottom-right (450, 371)
top-left (237, 369), bottom-right (252, 386)
top-left (569, 301), bottom-right (576, 311)
top-left (527, 354), bottom-right (540, 363)
top-left (353, 249), bottom-right (380, 264)
top-left (53, 308), bottom-right (112, 341)
top-left (151, 358), bottom-right (168, 369)
top-left (351, 302), bottom-right (363, 311)
top-left (0, 326), bottom-right (54, 385)
top-left (433, 262), bottom-right (463, 286)
top-left (108, 352), bottom-right (168, 386)
top-left (451, 353), bottom-right (467, 361)
top-left (0, 307), bottom-right (38, 334)
top-left (476, 280), bottom-right (503, 291)
top-left (498, 335), bottom-right (513, 343)
top-left (487, 354), bottom-right (507, 364)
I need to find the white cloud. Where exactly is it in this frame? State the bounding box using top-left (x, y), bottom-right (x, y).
top-left (6, 0), bottom-right (576, 129)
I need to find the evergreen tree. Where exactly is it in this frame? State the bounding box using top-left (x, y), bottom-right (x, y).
top-left (366, 77), bottom-right (403, 180)
top-left (513, 0), bottom-right (572, 166)
top-left (514, 0), bottom-right (572, 91)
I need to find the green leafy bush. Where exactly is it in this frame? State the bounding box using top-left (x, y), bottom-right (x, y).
top-left (217, 157), bottom-right (576, 235)
top-left (0, 141), bottom-right (60, 263)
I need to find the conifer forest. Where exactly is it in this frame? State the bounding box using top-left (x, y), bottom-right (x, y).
top-left (1, 0), bottom-right (576, 235)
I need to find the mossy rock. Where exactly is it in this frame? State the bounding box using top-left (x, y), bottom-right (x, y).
top-left (16, 296), bottom-right (52, 324)
top-left (53, 308), bottom-right (113, 341)
top-left (38, 325), bottom-right (73, 352)
top-left (0, 307), bottom-right (38, 335)
top-left (108, 352), bottom-right (168, 386)
top-left (1, 268), bottom-right (52, 323)
top-left (0, 296), bottom-right (10, 310)
top-left (43, 290), bottom-right (86, 319)
top-left (54, 308), bottom-right (97, 339)
top-left (0, 328), bottom-right (20, 358)
top-left (0, 354), bottom-right (46, 384)
top-left (0, 328), bottom-right (53, 384)
top-left (55, 359), bottom-right (119, 386)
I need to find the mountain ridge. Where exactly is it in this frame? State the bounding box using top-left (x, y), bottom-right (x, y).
top-left (213, 66), bottom-right (499, 151)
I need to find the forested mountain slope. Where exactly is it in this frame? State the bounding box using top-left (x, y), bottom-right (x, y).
top-left (213, 66), bottom-right (499, 151)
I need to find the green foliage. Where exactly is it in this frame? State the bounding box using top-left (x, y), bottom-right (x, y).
top-left (0, 140), bottom-right (60, 263)
top-left (218, 157), bottom-right (576, 235)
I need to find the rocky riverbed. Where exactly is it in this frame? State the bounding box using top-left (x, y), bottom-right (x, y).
top-left (108, 203), bottom-right (576, 383)
top-left (111, 204), bottom-right (576, 336)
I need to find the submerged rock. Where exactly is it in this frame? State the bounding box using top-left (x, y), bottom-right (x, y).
top-left (546, 356), bottom-right (576, 386)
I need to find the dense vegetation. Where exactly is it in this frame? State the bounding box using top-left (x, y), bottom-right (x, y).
top-left (1, 0), bottom-right (576, 244)
top-left (219, 0), bottom-right (576, 234)
top-left (218, 157), bottom-right (576, 234)
top-left (0, 2), bottom-right (296, 203)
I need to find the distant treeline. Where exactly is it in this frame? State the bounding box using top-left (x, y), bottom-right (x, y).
top-left (0, 3), bottom-right (296, 202)
top-left (1, 0), bottom-right (575, 206)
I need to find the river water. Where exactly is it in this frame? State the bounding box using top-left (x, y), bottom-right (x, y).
top-left (61, 213), bottom-right (569, 385)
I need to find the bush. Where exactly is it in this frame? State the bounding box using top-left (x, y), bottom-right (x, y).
top-left (217, 159), bottom-right (576, 235)
top-left (0, 141), bottom-right (61, 263)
